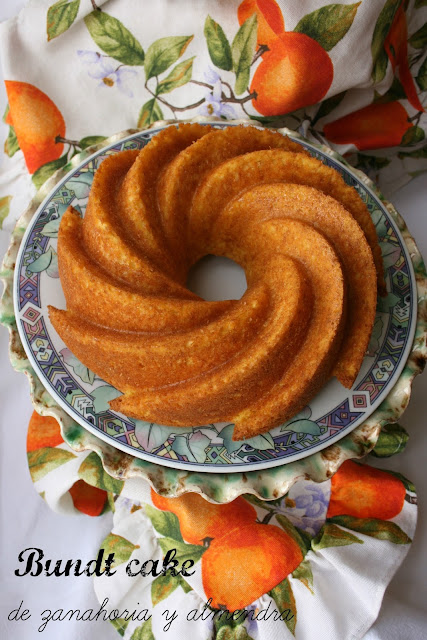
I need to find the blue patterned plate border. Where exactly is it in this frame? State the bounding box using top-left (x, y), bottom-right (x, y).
top-left (12, 123), bottom-right (418, 473)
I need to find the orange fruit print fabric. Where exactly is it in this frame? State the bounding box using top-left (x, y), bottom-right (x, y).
top-left (1, 1), bottom-right (423, 636)
top-left (27, 411), bottom-right (111, 517)
top-left (147, 464), bottom-right (411, 615)
top-left (24, 413), bottom-right (416, 637)
top-left (1, 0), bottom-right (426, 222)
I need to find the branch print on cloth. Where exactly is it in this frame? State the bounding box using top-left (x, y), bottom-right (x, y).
top-left (26, 412), bottom-right (417, 640)
top-left (26, 411), bottom-right (122, 516)
top-left (0, 0), bottom-right (426, 229)
top-left (90, 461), bottom-right (415, 639)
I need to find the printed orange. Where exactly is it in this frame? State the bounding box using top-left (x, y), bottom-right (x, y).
top-left (251, 32), bottom-right (333, 115)
top-left (324, 101), bottom-right (413, 150)
top-left (327, 460), bottom-right (406, 520)
top-left (238, 0), bottom-right (285, 49)
top-left (5, 81), bottom-right (65, 173)
top-left (69, 480), bottom-right (108, 517)
top-left (202, 523), bottom-right (303, 610)
top-left (27, 411), bottom-right (64, 452)
top-left (151, 489), bottom-right (256, 545)
top-left (384, 4), bottom-right (424, 113)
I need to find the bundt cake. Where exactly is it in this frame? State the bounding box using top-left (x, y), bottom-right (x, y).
top-left (49, 124), bottom-right (382, 441)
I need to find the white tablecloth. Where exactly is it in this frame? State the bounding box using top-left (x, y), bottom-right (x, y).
top-left (0, 2), bottom-right (426, 638)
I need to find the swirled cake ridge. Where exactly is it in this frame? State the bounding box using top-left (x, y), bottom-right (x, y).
top-left (49, 124), bottom-right (381, 440)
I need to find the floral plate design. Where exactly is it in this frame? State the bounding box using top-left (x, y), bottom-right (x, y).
top-left (1, 119), bottom-right (426, 501)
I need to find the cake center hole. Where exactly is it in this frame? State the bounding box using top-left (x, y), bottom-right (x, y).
top-left (186, 255), bottom-right (247, 301)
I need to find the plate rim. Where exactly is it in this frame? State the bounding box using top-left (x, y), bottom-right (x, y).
top-left (2, 117), bottom-right (426, 500)
top-left (11, 124), bottom-right (418, 471)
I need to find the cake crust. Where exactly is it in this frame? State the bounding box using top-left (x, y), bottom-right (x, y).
top-left (49, 124), bottom-right (381, 440)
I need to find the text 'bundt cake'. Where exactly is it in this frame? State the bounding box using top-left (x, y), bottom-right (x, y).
top-left (49, 124), bottom-right (383, 440)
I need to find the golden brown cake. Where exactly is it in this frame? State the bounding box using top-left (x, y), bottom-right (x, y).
top-left (49, 124), bottom-right (382, 440)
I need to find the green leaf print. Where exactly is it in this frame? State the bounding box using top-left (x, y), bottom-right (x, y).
top-left (26, 246), bottom-right (58, 276)
top-left (275, 514), bottom-right (311, 556)
top-left (0, 196), bottom-right (12, 229)
top-left (2, 104), bottom-right (20, 157)
top-left (311, 522), bottom-right (363, 550)
top-left (110, 617), bottom-right (129, 637)
top-left (66, 172), bottom-right (94, 199)
top-left (408, 168), bottom-right (427, 178)
top-left (409, 22), bottom-right (427, 49)
top-left (380, 240), bottom-right (401, 269)
top-left (78, 135), bottom-right (108, 149)
top-left (232, 14), bottom-right (258, 95)
top-left (292, 558), bottom-right (314, 593)
top-left (171, 433), bottom-right (209, 464)
top-left (78, 451), bottom-right (124, 494)
top-left (269, 578), bottom-right (297, 635)
top-left (294, 3), bottom-right (361, 51)
top-left (99, 533), bottom-right (139, 571)
top-left (327, 516), bottom-right (412, 544)
top-left (244, 432), bottom-right (275, 450)
top-left (398, 146), bottom-right (427, 159)
top-left (249, 114), bottom-right (290, 127)
top-left (243, 493), bottom-right (283, 510)
top-left (216, 626), bottom-right (255, 640)
top-left (293, 525), bottom-right (314, 552)
top-left (217, 423), bottom-right (241, 455)
top-left (84, 11), bottom-right (145, 65)
top-left (371, 423), bottom-right (409, 457)
top-left (371, 207), bottom-right (388, 238)
top-left (32, 154), bottom-right (68, 189)
top-left (376, 291), bottom-right (400, 312)
top-left (28, 447), bottom-right (76, 483)
top-left (284, 419), bottom-right (321, 436)
top-left (204, 15), bottom-right (232, 71)
top-left (41, 217), bottom-right (61, 238)
top-left (213, 609), bottom-right (254, 633)
top-left (47, 0), bottom-right (80, 41)
top-left (27, 247), bottom-right (56, 274)
top-left (374, 76), bottom-right (406, 104)
top-left (367, 315), bottom-right (384, 356)
top-left (61, 349), bottom-right (95, 384)
top-left (312, 91), bottom-right (346, 125)
top-left (144, 35), bottom-right (193, 80)
top-left (151, 573), bottom-right (182, 605)
top-left (157, 57), bottom-right (195, 94)
top-left (401, 126), bottom-right (425, 146)
top-left (371, 0), bottom-right (401, 83)
top-left (2, 103), bottom-right (9, 121)
top-left (4, 125), bottom-right (19, 157)
top-left (372, 49), bottom-right (389, 84)
top-left (180, 577), bottom-right (192, 593)
top-left (137, 99), bottom-right (164, 127)
top-left (145, 504), bottom-right (183, 541)
top-left (384, 470), bottom-right (416, 493)
top-left (158, 537), bottom-right (206, 566)
top-left (130, 619), bottom-right (155, 640)
top-left (416, 56), bottom-right (427, 91)
top-left (354, 154), bottom-right (391, 175)
top-left (91, 385), bottom-right (121, 413)
top-left (221, 423), bottom-right (275, 454)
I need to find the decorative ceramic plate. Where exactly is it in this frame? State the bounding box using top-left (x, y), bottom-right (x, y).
top-left (1, 119), bottom-right (426, 500)
top-left (9, 120), bottom-right (422, 473)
